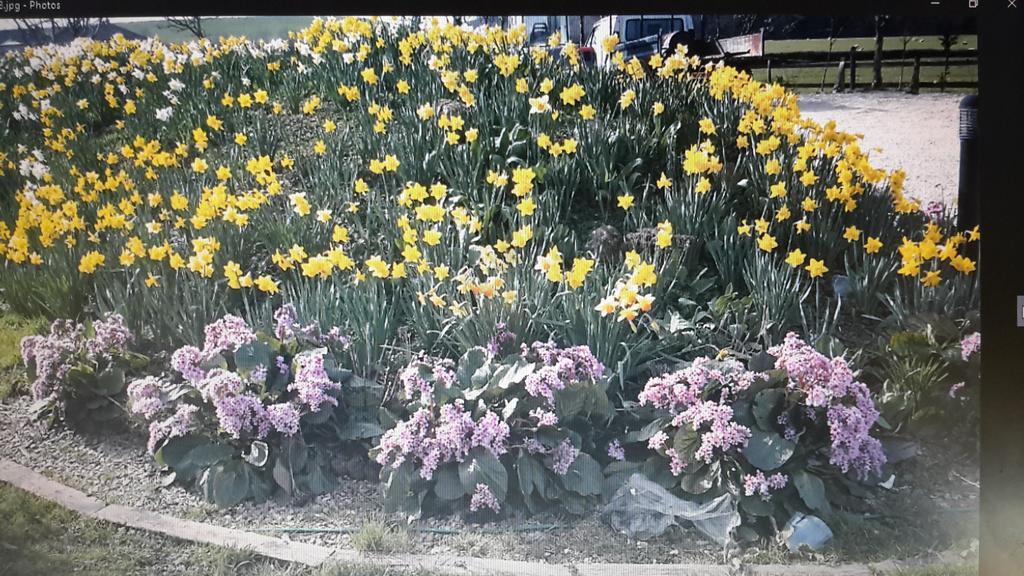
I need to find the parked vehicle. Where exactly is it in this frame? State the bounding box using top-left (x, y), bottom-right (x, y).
top-left (586, 15), bottom-right (695, 67)
top-left (583, 14), bottom-right (764, 70)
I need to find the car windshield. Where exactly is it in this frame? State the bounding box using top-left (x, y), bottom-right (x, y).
top-left (624, 18), bottom-right (685, 41)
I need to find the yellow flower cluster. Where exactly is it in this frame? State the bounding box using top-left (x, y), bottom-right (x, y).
top-left (0, 15), bottom-right (977, 342)
top-left (595, 251), bottom-right (658, 324)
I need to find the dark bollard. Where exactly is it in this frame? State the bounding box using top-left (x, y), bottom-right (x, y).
top-left (957, 95), bottom-right (979, 232)
top-left (848, 47), bottom-right (857, 91)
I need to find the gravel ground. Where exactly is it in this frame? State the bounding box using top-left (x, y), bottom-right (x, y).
top-left (0, 396), bottom-right (977, 567)
top-left (0, 397), bottom-right (723, 565)
top-left (796, 92), bottom-right (965, 208)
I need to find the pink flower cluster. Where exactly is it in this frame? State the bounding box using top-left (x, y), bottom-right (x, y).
top-left (665, 448), bottom-right (686, 476)
top-left (289, 350), bottom-right (342, 412)
top-left (147, 404), bottom-right (198, 454)
top-left (161, 312), bottom-right (347, 449)
top-left (639, 358), bottom-right (758, 464)
top-left (470, 483), bottom-right (501, 512)
top-left (607, 439), bottom-right (625, 461)
top-left (127, 376), bottom-right (166, 419)
top-left (273, 303), bottom-right (350, 349)
top-left (529, 407), bottom-right (558, 427)
top-left (549, 438), bottom-right (579, 475)
top-left (399, 356), bottom-right (456, 405)
top-left (198, 368), bottom-right (245, 402)
top-left (743, 470), bottom-right (789, 499)
top-left (524, 341), bottom-right (605, 383)
top-left (375, 400), bottom-right (509, 480)
top-left (675, 399), bottom-right (752, 463)
top-left (960, 332), bottom-right (980, 362)
top-left (21, 319), bottom-right (83, 401)
top-left (521, 342), bottom-right (605, 406)
top-left (486, 323), bottom-right (518, 358)
top-left (201, 314), bottom-right (256, 357)
top-left (274, 304), bottom-right (300, 341)
top-left (214, 394), bottom-right (299, 440)
top-left (769, 332), bottom-right (886, 480)
top-left (86, 314), bottom-right (133, 360)
top-left (638, 357), bottom-right (761, 413)
top-left (170, 345), bottom-right (206, 384)
top-left (21, 314), bottom-right (137, 415)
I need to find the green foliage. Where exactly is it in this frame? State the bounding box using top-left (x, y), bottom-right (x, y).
top-left (374, 341), bottom-right (612, 518)
top-left (0, 311), bottom-right (46, 400)
top-left (865, 312), bottom-right (979, 439)
top-left (350, 520), bottom-right (411, 554)
top-left (139, 306), bottom-right (383, 508)
top-left (614, 342), bottom-right (888, 541)
top-left (21, 314), bottom-right (148, 428)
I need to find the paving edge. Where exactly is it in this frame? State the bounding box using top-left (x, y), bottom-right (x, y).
top-left (0, 458), bottom-right (969, 576)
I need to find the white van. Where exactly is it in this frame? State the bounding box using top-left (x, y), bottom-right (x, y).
top-left (586, 15), bottom-right (696, 68)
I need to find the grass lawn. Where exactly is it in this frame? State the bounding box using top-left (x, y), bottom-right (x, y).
top-left (0, 311), bottom-right (45, 402)
top-left (879, 566), bottom-right (978, 576)
top-left (117, 16), bottom-right (316, 43)
top-left (0, 482), bottom-right (447, 576)
top-left (749, 64), bottom-right (977, 92)
top-left (766, 35), bottom-right (978, 54)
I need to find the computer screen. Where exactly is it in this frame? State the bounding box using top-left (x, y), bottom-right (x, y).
top-left (0, 3), bottom-right (1018, 576)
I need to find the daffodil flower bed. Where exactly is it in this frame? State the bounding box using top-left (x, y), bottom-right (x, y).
top-left (0, 16), bottom-right (980, 545)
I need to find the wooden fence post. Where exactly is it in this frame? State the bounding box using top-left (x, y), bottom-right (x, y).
top-left (834, 59), bottom-right (847, 92)
top-left (848, 47), bottom-right (857, 91)
top-left (907, 55), bottom-right (920, 94)
top-left (766, 58), bottom-right (772, 83)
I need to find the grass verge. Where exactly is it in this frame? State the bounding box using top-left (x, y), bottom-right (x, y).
top-left (0, 481), bottom-right (447, 576)
top-left (0, 312), bottom-right (45, 401)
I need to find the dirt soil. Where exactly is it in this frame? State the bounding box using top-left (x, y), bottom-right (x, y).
top-left (797, 92), bottom-right (966, 208)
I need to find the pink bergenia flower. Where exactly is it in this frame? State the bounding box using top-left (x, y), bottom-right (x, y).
top-left (147, 404), bottom-right (198, 454)
top-left (375, 400), bottom-right (508, 481)
top-left (127, 376), bottom-right (166, 419)
top-left (215, 393), bottom-right (271, 440)
top-left (288, 350), bottom-right (341, 412)
top-left (550, 438), bottom-right (578, 476)
top-left (743, 470), bottom-right (789, 499)
top-left (960, 332), bottom-right (980, 362)
top-left (666, 448), bottom-right (686, 476)
top-left (607, 439), bottom-right (625, 461)
top-left (201, 314), bottom-right (256, 358)
top-left (171, 345), bottom-right (206, 384)
top-left (770, 332), bottom-right (886, 480)
top-left (470, 483), bottom-right (500, 513)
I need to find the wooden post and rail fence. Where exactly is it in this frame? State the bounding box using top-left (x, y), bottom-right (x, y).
top-left (746, 47), bottom-right (977, 92)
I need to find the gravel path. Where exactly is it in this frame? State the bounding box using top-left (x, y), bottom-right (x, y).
top-left (0, 397), bottom-right (721, 565)
top-left (796, 92), bottom-right (965, 208)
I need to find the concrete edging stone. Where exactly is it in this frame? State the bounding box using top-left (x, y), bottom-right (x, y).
top-left (0, 458), bottom-right (960, 576)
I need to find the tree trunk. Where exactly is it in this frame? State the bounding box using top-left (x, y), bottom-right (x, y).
top-left (871, 15), bottom-right (884, 90)
top-left (819, 18), bottom-right (836, 93)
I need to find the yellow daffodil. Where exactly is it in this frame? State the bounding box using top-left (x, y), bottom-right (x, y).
top-left (806, 258), bottom-right (828, 278)
top-left (757, 234), bottom-right (778, 253)
top-left (785, 249), bottom-right (806, 268)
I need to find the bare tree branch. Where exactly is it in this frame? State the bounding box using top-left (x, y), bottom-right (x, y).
top-left (12, 18), bottom-right (110, 46)
top-left (164, 16), bottom-right (207, 39)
